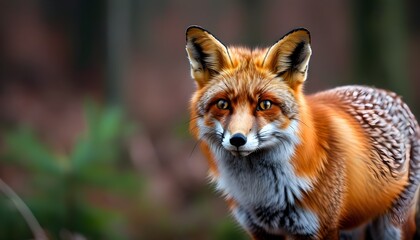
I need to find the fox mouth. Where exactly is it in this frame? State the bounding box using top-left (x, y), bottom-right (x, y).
top-left (229, 149), bottom-right (253, 157)
top-left (220, 133), bottom-right (259, 157)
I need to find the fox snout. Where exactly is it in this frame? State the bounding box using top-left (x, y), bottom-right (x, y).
top-left (220, 107), bottom-right (259, 156)
top-left (222, 129), bottom-right (257, 157)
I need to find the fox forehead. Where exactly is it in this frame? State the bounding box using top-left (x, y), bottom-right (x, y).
top-left (225, 47), bottom-right (267, 67)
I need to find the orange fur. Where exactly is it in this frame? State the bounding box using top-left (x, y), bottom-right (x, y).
top-left (186, 26), bottom-right (419, 239)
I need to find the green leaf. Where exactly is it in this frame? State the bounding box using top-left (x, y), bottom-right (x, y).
top-left (2, 127), bottom-right (61, 175)
top-left (97, 106), bottom-right (124, 143)
top-left (70, 137), bottom-right (95, 170)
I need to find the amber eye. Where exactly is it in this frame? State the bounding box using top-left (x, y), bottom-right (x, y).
top-left (258, 100), bottom-right (272, 111)
top-left (216, 99), bottom-right (229, 110)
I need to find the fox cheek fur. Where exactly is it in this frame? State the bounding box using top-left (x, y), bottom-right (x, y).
top-left (186, 26), bottom-right (420, 240)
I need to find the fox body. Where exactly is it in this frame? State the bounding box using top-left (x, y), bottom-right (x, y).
top-left (186, 26), bottom-right (420, 239)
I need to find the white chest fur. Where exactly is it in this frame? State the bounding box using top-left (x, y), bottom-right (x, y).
top-left (211, 144), bottom-right (319, 235)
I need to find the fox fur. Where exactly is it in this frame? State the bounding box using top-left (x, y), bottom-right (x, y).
top-left (186, 26), bottom-right (420, 240)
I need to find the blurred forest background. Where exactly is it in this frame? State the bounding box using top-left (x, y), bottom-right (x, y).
top-left (0, 0), bottom-right (419, 239)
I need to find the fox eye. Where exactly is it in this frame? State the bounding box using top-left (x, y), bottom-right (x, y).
top-left (258, 100), bottom-right (272, 111)
top-left (216, 99), bottom-right (229, 110)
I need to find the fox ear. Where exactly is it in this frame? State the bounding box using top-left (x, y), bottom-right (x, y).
top-left (186, 26), bottom-right (233, 88)
top-left (262, 28), bottom-right (312, 89)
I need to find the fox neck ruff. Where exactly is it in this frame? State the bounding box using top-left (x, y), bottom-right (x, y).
top-left (206, 118), bottom-right (320, 235)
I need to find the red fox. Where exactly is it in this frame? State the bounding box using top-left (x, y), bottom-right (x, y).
top-left (185, 26), bottom-right (420, 240)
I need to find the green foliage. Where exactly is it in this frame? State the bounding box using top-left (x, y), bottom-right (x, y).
top-left (214, 217), bottom-right (248, 240)
top-left (0, 101), bottom-right (248, 239)
top-left (0, 198), bottom-right (32, 239)
top-left (0, 102), bottom-right (141, 240)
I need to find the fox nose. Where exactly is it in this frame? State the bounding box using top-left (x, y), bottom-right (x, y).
top-left (230, 133), bottom-right (247, 147)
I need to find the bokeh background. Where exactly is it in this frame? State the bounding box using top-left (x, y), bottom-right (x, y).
top-left (0, 0), bottom-right (419, 239)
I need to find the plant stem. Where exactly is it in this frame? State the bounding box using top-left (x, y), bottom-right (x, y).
top-left (0, 178), bottom-right (48, 240)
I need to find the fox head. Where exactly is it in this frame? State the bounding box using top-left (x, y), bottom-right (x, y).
top-left (186, 26), bottom-right (311, 158)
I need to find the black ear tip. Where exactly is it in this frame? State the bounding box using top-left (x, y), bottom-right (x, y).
top-left (286, 28), bottom-right (311, 43)
top-left (186, 25), bottom-right (199, 34)
top-left (186, 25), bottom-right (207, 32)
top-left (292, 27), bottom-right (310, 34)
top-left (186, 25), bottom-right (208, 38)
